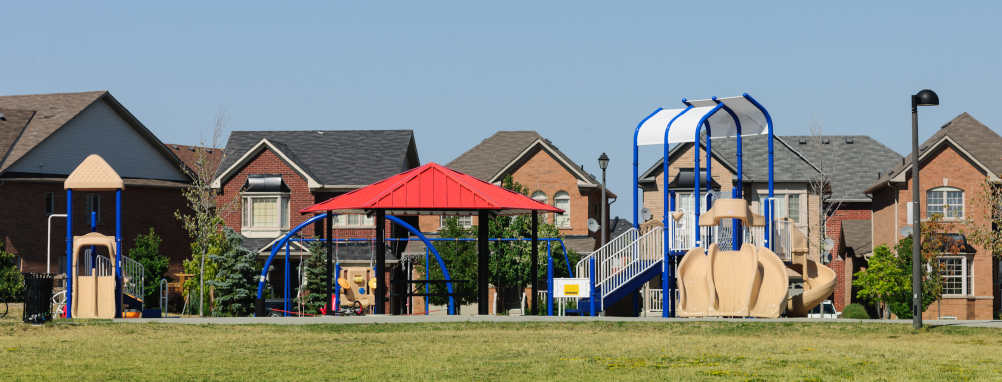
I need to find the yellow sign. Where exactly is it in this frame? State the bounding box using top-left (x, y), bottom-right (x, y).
top-left (564, 284), bottom-right (579, 296)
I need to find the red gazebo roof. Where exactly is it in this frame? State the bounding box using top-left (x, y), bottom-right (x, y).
top-left (300, 162), bottom-right (564, 216)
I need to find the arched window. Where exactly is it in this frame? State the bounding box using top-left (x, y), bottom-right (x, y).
top-left (927, 186), bottom-right (964, 219)
top-left (531, 191), bottom-right (549, 223)
top-left (554, 191), bottom-right (570, 227)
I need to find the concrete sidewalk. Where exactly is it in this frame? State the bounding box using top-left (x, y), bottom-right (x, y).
top-left (114, 315), bottom-right (1002, 328)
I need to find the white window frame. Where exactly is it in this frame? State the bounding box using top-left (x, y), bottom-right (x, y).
top-left (86, 194), bottom-right (101, 224)
top-left (927, 187), bottom-right (964, 220)
top-left (45, 192), bottom-right (55, 215)
top-left (532, 191), bottom-right (549, 223)
top-left (332, 214), bottom-right (375, 228)
top-left (241, 192), bottom-right (291, 235)
top-left (440, 215), bottom-right (473, 229)
top-left (758, 193), bottom-right (804, 224)
top-left (938, 255), bottom-right (973, 296)
top-left (554, 191), bottom-right (570, 228)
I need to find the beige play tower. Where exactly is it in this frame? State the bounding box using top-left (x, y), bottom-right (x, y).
top-left (676, 199), bottom-right (836, 318)
top-left (64, 154), bottom-right (145, 319)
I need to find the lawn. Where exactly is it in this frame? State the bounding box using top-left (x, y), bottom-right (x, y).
top-left (2, 314), bottom-right (1001, 381)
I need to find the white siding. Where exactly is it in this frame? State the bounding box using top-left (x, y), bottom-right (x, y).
top-left (7, 99), bottom-right (187, 181)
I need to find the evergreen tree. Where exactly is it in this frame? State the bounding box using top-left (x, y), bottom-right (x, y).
top-left (206, 228), bottom-right (263, 316)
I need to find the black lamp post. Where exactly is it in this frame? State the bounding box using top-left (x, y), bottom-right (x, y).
top-left (911, 89), bottom-right (939, 329)
top-left (598, 153), bottom-right (610, 246)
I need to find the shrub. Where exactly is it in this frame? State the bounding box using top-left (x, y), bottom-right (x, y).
top-left (129, 228), bottom-right (171, 303)
top-left (0, 241), bottom-right (24, 302)
top-left (842, 303), bottom-right (870, 319)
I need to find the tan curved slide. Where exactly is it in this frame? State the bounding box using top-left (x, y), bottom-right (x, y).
top-left (749, 246), bottom-right (790, 318)
top-left (782, 220), bottom-right (836, 317)
top-left (707, 244), bottom-right (757, 317)
top-left (786, 259), bottom-right (836, 317)
top-left (676, 246), bottom-right (710, 317)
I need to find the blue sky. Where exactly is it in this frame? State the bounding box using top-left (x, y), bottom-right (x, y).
top-left (4, 2), bottom-right (1000, 221)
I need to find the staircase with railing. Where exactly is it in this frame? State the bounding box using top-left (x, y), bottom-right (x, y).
top-left (85, 253), bottom-right (145, 310)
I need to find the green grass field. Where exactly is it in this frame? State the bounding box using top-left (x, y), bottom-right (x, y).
top-left (2, 307), bottom-right (1001, 381)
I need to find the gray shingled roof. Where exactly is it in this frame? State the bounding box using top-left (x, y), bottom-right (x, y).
top-left (446, 131), bottom-right (599, 186)
top-left (641, 135), bottom-right (901, 201)
top-left (840, 220), bottom-right (872, 257)
top-left (216, 130), bottom-right (419, 186)
top-left (865, 113), bottom-right (1002, 193)
top-left (0, 108), bottom-right (36, 168)
top-left (0, 91), bottom-right (109, 172)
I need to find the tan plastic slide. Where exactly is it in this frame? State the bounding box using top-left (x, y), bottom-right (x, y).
top-left (782, 220), bottom-right (836, 317)
top-left (71, 232), bottom-right (118, 319)
top-left (676, 199), bottom-right (790, 318)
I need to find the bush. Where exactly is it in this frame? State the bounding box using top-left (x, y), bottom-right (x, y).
top-left (842, 303), bottom-right (870, 319)
top-left (166, 289), bottom-right (186, 313)
top-left (129, 228), bottom-right (170, 303)
top-left (0, 241), bottom-right (24, 302)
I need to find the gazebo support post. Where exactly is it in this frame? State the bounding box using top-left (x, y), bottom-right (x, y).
top-left (531, 211), bottom-right (538, 315)
top-left (326, 211), bottom-right (333, 315)
top-left (375, 209), bottom-right (386, 314)
top-left (478, 209), bottom-right (490, 315)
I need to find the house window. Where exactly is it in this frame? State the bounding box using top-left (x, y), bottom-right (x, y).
top-left (45, 192), bottom-right (54, 215)
top-left (927, 187), bottom-right (964, 219)
top-left (675, 193), bottom-right (695, 214)
top-left (440, 215), bottom-right (473, 228)
top-left (333, 214), bottom-right (375, 227)
top-left (759, 194), bottom-right (802, 224)
top-left (87, 194), bottom-right (101, 224)
top-left (242, 195), bottom-right (290, 229)
top-left (939, 256), bottom-right (973, 296)
top-left (532, 191), bottom-right (548, 223)
top-left (554, 191), bottom-right (570, 227)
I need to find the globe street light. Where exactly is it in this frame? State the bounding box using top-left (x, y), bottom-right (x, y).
top-left (912, 89), bottom-right (939, 329)
top-left (598, 153), bottom-right (610, 247)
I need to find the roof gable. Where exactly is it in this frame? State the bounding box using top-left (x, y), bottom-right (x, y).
top-left (0, 108), bottom-right (35, 168)
top-left (214, 130), bottom-right (419, 189)
top-left (446, 131), bottom-right (599, 186)
top-left (866, 113), bottom-right (1002, 193)
top-left (0, 92), bottom-right (188, 181)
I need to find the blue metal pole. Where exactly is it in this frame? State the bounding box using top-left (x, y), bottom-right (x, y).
top-left (589, 257), bottom-right (596, 317)
top-left (284, 241), bottom-right (290, 317)
top-left (634, 108), bottom-right (663, 229)
top-left (743, 93), bottom-right (774, 249)
top-left (90, 211), bottom-right (96, 274)
top-left (693, 103), bottom-right (726, 248)
top-left (547, 241), bottom-right (553, 316)
top-left (115, 188), bottom-right (122, 318)
top-left (334, 263), bottom-right (341, 312)
top-left (66, 189), bottom-right (73, 318)
top-left (424, 249), bottom-right (429, 315)
top-left (661, 105), bottom-right (692, 319)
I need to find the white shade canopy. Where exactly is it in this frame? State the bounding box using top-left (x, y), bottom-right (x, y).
top-left (635, 96), bottom-right (770, 146)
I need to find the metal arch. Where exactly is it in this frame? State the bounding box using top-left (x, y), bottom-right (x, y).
top-left (692, 102), bottom-right (727, 246)
top-left (662, 106), bottom-right (694, 235)
top-left (384, 215), bottom-right (458, 315)
top-left (713, 97), bottom-right (744, 250)
top-left (633, 108), bottom-right (663, 229)
top-left (257, 213), bottom-right (327, 298)
top-left (742, 93), bottom-right (774, 249)
top-left (660, 105), bottom-right (692, 319)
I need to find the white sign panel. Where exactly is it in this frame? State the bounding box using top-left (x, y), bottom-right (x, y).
top-left (553, 278), bottom-right (590, 298)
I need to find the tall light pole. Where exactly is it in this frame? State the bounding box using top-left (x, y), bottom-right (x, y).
top-left (598, 153), bottom-right (610, 247)
top-left (911, 89), bottom-right (939, 329)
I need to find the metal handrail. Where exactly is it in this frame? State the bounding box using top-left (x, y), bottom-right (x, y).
top-left (575, 227), bottom-right (638, 280)
top-left (83, 253), bottom-right (114, 277)
top-left (598, 226), bottom-right (663, 309)
top-left (160, 278), bottom-right (169, 313)
top-left (122, 255), bottom-right (145, 302)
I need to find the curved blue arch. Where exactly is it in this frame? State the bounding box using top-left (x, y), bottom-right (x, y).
top-left (385, 215), bottom-right (456, 315)
top-left (714, 97), bottom-right (744, 250)
top-left (743, 93), bottom-right (774, 249)
top-left (692, 103), bottom-right (726, 246)
top-left (632, 108), bottom-right (663, 229)
top-left (255, 213), bottom-right (459, 315)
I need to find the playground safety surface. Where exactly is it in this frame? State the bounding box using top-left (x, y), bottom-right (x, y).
top-left (115, 315), bottom-right (1002, 328)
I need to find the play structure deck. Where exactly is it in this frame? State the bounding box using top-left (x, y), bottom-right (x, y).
top-left (571, 94), bottom-right (835, 317)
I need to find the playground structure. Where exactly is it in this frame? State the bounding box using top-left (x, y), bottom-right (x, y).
top-left (255, 162), bottom-right (563, 317)
top-left (570, 94), bottom-right (835, 318)
top-left (64, 155), bottom-right (146, 319)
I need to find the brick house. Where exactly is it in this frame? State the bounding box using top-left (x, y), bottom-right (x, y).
top-left (0, 91), bottom-right (193, 276)
top-left (639, 135), bottom-right (901, 312)
top-left (418, 131), bottom-right (616, 255)
top-left (210, 130), bottom-right (420, 313)
top-left (865, 113), bottom-right (1002, 320)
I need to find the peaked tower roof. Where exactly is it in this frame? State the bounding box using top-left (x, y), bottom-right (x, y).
top-left (300, 162), bottom-right (563, 216)
top-left (64, 154), bottom-right (124, 190)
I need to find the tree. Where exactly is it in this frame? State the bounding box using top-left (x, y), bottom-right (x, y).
top-left (128, 228), bottom-right (170, 304)
top-left (175, 110), bottom-right (232, 316)
top-left (0, 241), bottom-right (24, 302)
top-left (798, 116), bottom-right (857, 262)
top-left (207, 228), bottom-right (262, 316)
top-left (299, 237), bottom-right (332, 314)
top-left (961, 177), bottom-right (1002, 258)
top-left (853, 214), bottom-right (956, 319)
